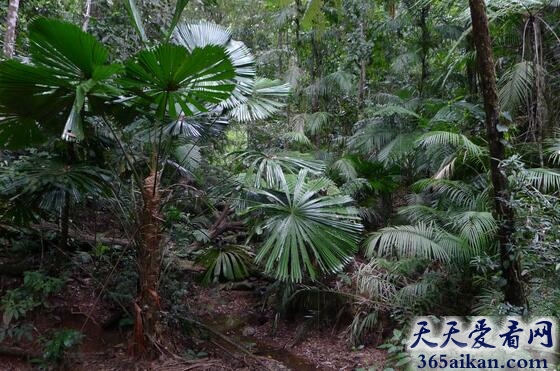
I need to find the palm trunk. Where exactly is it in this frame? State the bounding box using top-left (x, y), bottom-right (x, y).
top-left (3, 0), bottom-right (20, 58)
top-left (468, 0), bottom-right (526, 307)
top-left (133, 169), bottom-right (163, 356)
top-left (60, 142), bottom-right (77, 250)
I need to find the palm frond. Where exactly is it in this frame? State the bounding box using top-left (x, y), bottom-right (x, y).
top-left (246, 169), bottom-right (363, 282)
top-left (281, 131), bottom-right (312, 147)
top-left (305, 111), bottom-right (330, 136)
top-left (173, 22), bottom-right (255, 110)
top-left (498, 61), bottom-right (534, 114)
top-left (413, 178), bottom-right (479, 209)
top-left (123, 43), bottom-right (235, 118)
top-left (522, 168), bottom-right (560, 192)
top-left (416, 131), bottom-right (486, 158)
top-left (398, 204), bottom-right (444, 225)
top-left (365, 223), bottom-right (450, 263)
top-left (197, 245), bottom-right (252, 284)
top-left (232, 150), bottom-right (325, 189)
top-left (447, 211), bottom-right (497, 255)
top-left (229, 78), bottom-right (290, 122)
top-left (331, 158), bottom-right (358, 181)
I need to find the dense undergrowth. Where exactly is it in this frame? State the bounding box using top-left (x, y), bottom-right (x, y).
top-left (1, 0), bottom-right (560, 369)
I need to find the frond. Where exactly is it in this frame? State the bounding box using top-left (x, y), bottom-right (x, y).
top-left (305, 111), bottom-right (330, 136)
top-left (172, 22), bottom-right (255, 111)
top-left (545, 135), bottom-right (560, 165)
top-left (331, 158), bottom-right (358, 181)
top-left (228, 78), bottom-right (290, 122)
top-left (347, 118), bottom-right (396, 155)
top-left (340, 178), bottom-right (372, 198)
top-left (231, 150), bottom-right (325, 189)
top-left (355, 263), bottom-right (399, 301)
top-left (394, 272), bottom-right (444, 308)
top-left (398, 204), bottom-right (444, 225)
top-left (369, 105), bottom-right (421, 120)
top-left (365, 223), bottom-right (450, 263)
top-left (304, 70), bottom-right (354, 98)
top-left (498, 61), bottom-right (534, 114)
top-left (522, 168), bottom-right (560, 192)
top-left (447, 211), bottom-right (497, 255)
top-left (413, 178), bottom-right (479, 209)
top-left (197, 245), bottom-right (252, 284)
top-left (416, 131), bottom-right (486, 158)
top-left (247, 169), bottom-right (363, 282)
top-left (281, 131), bottom-right (312, 147)
top-left (377, 132), bottom-right (420, 164)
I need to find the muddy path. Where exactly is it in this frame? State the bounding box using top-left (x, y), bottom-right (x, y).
top-left (185, 281), bottom-right (386, 370)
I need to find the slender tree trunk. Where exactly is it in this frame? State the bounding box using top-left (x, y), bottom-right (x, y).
top-left (133, 169), bottom-right (163, 356)
top-left (357, 17), bottom-right (367, 110)
top-left (82, 0), bottom-right (92, 31)
top-left (60, 142), bottom-right (77, 250)
top-left (310, 32), bottom-right (320, 113)
top-left (294, 0), bottom-right (303, 64)
top-left (418, 5), bottom-right (430, 97)
top-left (3, 0), bottom-right (20, 58)
top-left (531, 18), bottom-right (546, 166)
top-left (469, 0), bottom-right (526, 307)
top-left (466, 34), bottom-right (478, 97)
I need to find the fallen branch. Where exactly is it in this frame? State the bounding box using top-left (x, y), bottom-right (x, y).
top-left (31, 222), bottom-right (130, 247)
top-left (187, 206), bottom-right (245, 252)
top-left (0, 346), bottom-right (41, 359)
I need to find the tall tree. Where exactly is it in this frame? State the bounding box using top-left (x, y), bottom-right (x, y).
top-left (3, 0), bottom-right (20, 58)
top-left (468, 0), bottom-right (526, 307)
top-left (82, 0), bottom-right (92, 31)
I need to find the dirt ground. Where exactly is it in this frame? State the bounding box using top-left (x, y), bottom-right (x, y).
top-left (0, 263), bottom-right (386, 371)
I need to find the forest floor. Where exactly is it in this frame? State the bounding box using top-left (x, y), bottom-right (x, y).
top-left (0, 252), bottom-right (386, 371)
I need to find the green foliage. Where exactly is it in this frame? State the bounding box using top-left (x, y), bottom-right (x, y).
top-left (0, 153), bottom-right (112, 224)
top-left (123, 43), bottom-right (235, 118)
top-left (246, 169), bottom-right (363, 282)
top-left (0, 18), bottom-right (120, 147)
top-left (197, 245), bottom-right (252, 284)
top-left (378, 328), bottom-right (412, 371)
top-left (41, 329), bottom-right (84, 363)
top-left (1, 271), bottom-right (64, 326)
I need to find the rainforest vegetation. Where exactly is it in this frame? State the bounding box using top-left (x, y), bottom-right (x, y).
top-left (0, 0), bottom-right (559, 370)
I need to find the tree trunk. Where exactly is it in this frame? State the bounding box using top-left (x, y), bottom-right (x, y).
top-left (530, 17), bottom-right (546, 166)
top-left (82, 0), bottom-right (93, 31)
top-left (466, 34), bottom-right (478, 97)
top-left (294, 0), bottom-right (303, 64)
top-left (468, 0), bottom-right (526, 307)
top-left (133, 170), bottom-right (163, 356)
top-left (418, 4), bottom-right (430, 97)
top-left (60, 142), bottom-right (77, 250)
top-left (3, 0), bottom-right (20, 58)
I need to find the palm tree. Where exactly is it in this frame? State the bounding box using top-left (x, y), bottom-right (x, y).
top-left (0, 18), bottom-right (122, 248)
top-left (0, 16), bottom-right (260, 356)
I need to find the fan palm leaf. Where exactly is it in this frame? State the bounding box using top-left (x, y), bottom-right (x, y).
top-left (246, 169), bottom-right (363, 282)
top-left (122, 43), bottom-right (236, 119)
top-left (232, 150), bottom-right (325, 189)
top-left (0, 18), bottom-right (121, 146)
top-left (173, 22), bottom-right (254, 110)
top-left (229, 78), bottom-right (290, 122)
